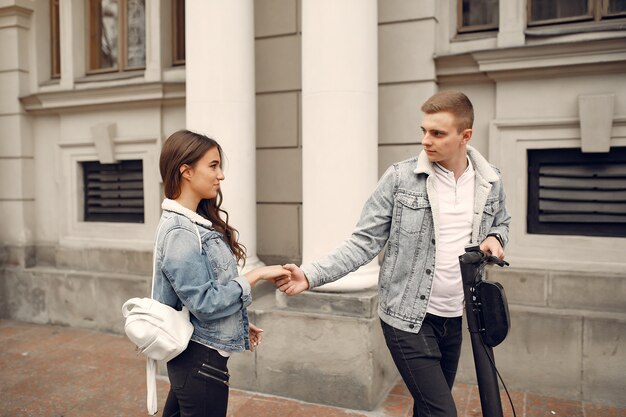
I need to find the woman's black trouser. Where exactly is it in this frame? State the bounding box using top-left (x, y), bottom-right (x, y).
top-left (163, 341), bottom-right (230, 417)
top-left (381, 314), bottom-right (462, 417)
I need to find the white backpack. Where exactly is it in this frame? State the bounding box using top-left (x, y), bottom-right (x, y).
top-left (122, 221), bottom-right (194, 415)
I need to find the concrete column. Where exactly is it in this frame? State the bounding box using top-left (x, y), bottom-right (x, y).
top-left (0, 1), bottom-right (35, 267)
top-left (185, 0), bottom-right (263, 271)
top-left (301, 0), bottom-right (379, 291)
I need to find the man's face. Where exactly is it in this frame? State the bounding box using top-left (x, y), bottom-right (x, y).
top-left (420, 111), bottom-right (472, 169)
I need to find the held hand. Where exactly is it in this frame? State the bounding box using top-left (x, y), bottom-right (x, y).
top-left (479, 236), bottom-right (505, 260)
top-left (248, 322), bottom-right (263, 352)
top-left (258, 265), bottom-right (292, 281)
top-left (276, 264), bottom-right (310, 296)
top-left (245, 265), bottom-right (291, 287)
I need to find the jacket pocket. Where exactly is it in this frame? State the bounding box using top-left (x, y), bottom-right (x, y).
top-left (395, 191), bottom-right (430, 235)
top-left (483, 198), bottom-right (499, 216)
top-left (204, 236), bottom-right (236, 272)
top-left (480, 198), bottom-right (499, 237)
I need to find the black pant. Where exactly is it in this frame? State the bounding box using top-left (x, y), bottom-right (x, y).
top-left (381, 314), bottom-right (462, 417)
top-left (163, 341), bottom-right (230, 417)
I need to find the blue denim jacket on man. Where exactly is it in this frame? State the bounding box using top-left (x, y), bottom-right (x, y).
top-left (152, 199), bottom-right (252, 352)
top-left (301, 146), bottom-right (511, 334)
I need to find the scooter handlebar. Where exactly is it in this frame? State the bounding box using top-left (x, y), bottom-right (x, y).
top-left (459, 250), bottom-right (509, 268)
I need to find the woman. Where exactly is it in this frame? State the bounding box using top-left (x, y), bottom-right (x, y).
top-left (155, 129), bottom-right (290, 417)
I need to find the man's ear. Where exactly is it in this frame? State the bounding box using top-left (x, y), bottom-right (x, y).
top-left (462, 128), bottom-right (473, 144)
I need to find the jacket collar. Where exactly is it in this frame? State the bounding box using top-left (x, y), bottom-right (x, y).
top-left (161, 199), bottom-right (213, 228)
top-left (414, 145), bottom-right (498, 183)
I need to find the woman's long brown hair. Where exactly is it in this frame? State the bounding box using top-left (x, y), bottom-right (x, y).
top-left (159, 129), bottom-right (247, 265)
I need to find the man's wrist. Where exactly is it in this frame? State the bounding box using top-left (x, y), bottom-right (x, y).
top-left (487, 233), bottom-right (504, 247)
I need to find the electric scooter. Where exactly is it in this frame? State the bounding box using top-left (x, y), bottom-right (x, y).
top-left (459, 245), bottom-right (515, 417)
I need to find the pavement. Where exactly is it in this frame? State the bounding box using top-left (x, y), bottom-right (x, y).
top-left (0, 319), bottom-right (624, 417)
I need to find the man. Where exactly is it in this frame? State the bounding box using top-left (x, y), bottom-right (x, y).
top-left (278, 90), bottom-right (511, 417)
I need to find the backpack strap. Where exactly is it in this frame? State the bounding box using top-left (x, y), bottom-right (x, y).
top-left (147, 358), bottom-right (158, 415)
top-left (150, 220), bottom-right (168, 299)
top-left (146, 218), bottom-right (169, 415)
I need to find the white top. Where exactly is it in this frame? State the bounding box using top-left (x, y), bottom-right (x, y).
top-left (427, 159), bottom-right (475, 317)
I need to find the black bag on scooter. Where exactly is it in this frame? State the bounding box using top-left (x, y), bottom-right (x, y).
top-left (475, 280), bottom-right (510, 347)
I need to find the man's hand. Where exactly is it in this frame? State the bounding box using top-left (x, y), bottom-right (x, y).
top-left (480, 236), bottom-right (505, 260)
top-left (248, 323), bottom-right (263, 352)
top-left (275, 264), bottom-right (310, 295)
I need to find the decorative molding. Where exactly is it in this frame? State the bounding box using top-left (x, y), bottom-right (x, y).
top-left (436, 37), bottom-right (626, 82)
top-left (20, 81), bottom-right (185, 114)
top-left (58, 136), bottom-right (158, 149)
top-left (0, 3), bottom-right (33, 30)
top-left (488, 116), bottom-right (626, 271)
top-left (91, 123), bottom-right (117, 164)
top-left (579, 94), bottom-right (615, 153)
top-left (57, 138), bottom-right (161, 248)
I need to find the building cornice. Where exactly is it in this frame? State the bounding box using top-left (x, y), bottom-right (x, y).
top-left (435, 37), bottom-right (626, 83)
top-left (20, 81), bottom-right (186, 114)
top-left (0, 2), bottom-right (32, 29)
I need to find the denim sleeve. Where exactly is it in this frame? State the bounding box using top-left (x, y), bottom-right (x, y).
top-left (488, 178), bottom-right (511, 247)
top-left (161, 226), bottom-right (248, 321)
top-left (301, 165), bottom-right (396, 288)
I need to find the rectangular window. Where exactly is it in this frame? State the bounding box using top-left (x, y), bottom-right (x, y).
top-left (172, 0), bottom-right (185, 65)
top-left (458, 0), bottom-right (499, 33)
top-left (528, 0), bottom-right (626, 26)
top-left (51, 0), bottom-right (60, 78)
top-left (527, 147), bottom-right (626, 238)
top-left (605, 0), bottom-right (626, 17)
top-left (89, 0), bottom-right (145, 73)
top-left (82, 160), bottom-right (144, 223)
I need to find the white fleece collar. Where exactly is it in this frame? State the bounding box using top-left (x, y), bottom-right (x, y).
top-left (414, 145), bottom-right (498, 182)
top-left (161, 199), bottom-right (213, 228)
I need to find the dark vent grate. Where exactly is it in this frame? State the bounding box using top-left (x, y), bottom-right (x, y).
top-left (527, 147), bottom-right (626, 237)
top-left (83, 160), bottom-right (144, 223)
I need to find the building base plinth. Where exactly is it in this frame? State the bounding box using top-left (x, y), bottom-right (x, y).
top-left (228, 286), bottom-right (399, 411)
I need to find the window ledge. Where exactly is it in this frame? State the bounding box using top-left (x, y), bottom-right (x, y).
top-left (20, 81), bottom-right (185, 114)
top-left (39, 78), bottom-right (61, 87)
top-left (526, 19), bottom-right (626, 37)
top-left (77, 70), bottom-right (145, 84)
top-left (451, 30), bottom-right (498, 43)
top-left (435, 37), bottom-right (626, 82)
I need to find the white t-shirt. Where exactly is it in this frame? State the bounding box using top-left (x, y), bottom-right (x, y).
top-left (426, 159), bottom-right (475, 317)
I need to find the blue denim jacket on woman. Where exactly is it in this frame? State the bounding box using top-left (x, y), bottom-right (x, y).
top-left (301, 146), bottom-right (511, 334)
top-left (152, 199), bottom-right (252, 352)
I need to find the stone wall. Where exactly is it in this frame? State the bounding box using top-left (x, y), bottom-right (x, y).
top-left (456, 267), bottom-right (626, 407)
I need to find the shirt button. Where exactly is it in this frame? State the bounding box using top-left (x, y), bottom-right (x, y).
top-left (426, 269), bottom-right (432, 275)
top-left (408, 324), bottom-right (415, 329)
top-left (420, 295), bottom-right (426, 300)
top-left (431, 239), bottom-right (435, 244)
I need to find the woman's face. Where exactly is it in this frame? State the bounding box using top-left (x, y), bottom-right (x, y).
top-left (185, 146), bottom-right (225, 200)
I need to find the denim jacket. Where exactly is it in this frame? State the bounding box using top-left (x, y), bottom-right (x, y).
top-left (152, 199), bottom-right (252, 352)
top-left (301, 146), bottom-right (511, 334)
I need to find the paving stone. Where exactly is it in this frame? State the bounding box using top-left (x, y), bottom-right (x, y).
top-left (381, 394), bottom-right (412, 417)
top-left (2, 319), bottom-right (626, 417)
top-left (525, 393), bottom-right (584, 417)
top-left (452, 383), bottom-right (473, 415)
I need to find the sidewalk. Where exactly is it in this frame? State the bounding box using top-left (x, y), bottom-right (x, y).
top-left (0, 319), bottom-right (623, 417)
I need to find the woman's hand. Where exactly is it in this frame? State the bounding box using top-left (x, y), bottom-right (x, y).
top-left (245, 265), bottom-right (291, 287)
top-left (248, 323), bottom-right (263, 352)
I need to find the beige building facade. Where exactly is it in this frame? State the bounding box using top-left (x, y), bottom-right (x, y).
top-left (1, 0), bottom-right (625, 409)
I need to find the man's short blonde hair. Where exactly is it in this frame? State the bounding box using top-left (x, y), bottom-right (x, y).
top-left (421, 90), bottom-right (474, 133)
